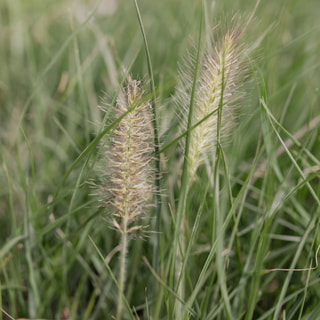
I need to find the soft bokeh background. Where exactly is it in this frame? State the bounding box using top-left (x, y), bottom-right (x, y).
top-left (1, 0), bottom-right (319, 318)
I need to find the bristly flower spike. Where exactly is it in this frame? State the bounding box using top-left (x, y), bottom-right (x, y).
top-left (107, 78), bottom-right (154, 233)
top-left (173, 21), bottom-right (250, 317)
top-left (177, 22), bottom-right (248, 181)
top-left (99, 77), bottom-right (155, 319)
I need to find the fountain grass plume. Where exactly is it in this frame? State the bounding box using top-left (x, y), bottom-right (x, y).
top-left (98, 77), bottom-right (155, 319)
top-left (173, 20), bottom-right (250, 317)
top-left (176, 21), bottom-right (249, 181)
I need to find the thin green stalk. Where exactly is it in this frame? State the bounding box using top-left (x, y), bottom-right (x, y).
top-left (213, 37), bottom-right (233, 318)
top-left (181, 181), bottom-right (210, 316)
top-left (2, 157), bottom-right (16, 235)
top-left (297, 239), bottom-right (318, 319)
top-left (244, 218), bottom-right (272, 320)
top-left (172, 14), bottom-right (203, 317)
top-left (18, 127), bottom-right (40, 318)
top-left (214, 146), bottom-right (233, 319)
top-left (133, 0), bottom-right (161, 271)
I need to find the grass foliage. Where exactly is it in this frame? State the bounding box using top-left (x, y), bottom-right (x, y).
top-left (1, 0), bottom-right (320, 319)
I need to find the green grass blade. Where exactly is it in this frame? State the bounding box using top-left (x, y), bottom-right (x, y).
top-left (133, 0), bottom-right (162, 272)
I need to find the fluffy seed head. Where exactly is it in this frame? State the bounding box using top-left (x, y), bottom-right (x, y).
top-left (100, 77), bottom-right (155, 236)
top-left (176, 22), bottom-right (248, 180)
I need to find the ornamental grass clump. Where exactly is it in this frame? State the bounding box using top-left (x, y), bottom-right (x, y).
top-left (99, 77), bottom-right (155, 319)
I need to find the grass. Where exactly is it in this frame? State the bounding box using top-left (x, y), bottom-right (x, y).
top-left (1, 0), bottom-right (320, 319)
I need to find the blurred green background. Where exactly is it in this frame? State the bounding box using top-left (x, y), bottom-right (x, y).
top-left (1, 0), bottom-right (319, 318)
